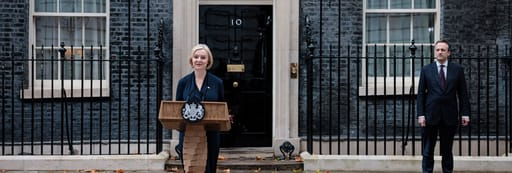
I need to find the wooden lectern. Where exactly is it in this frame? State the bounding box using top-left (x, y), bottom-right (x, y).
top-left (158, 101), bottom-right (231, 173)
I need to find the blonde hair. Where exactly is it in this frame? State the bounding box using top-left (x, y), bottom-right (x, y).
top-left (189, 44), bottom-right (214, 69)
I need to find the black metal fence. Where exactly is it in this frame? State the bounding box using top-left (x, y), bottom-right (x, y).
top-left (304, 42), bottom-right (512, 156)
top-left (0, 44), bottom-right (165, 155)
top-left (3, 42), bottom-right (512, 158)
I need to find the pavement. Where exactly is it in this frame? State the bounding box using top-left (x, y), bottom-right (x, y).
top-left (2, 147), bottom-right (510, 173)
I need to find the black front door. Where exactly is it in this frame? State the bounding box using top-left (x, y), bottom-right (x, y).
top-left (199, 5), bottom-right (272, 147)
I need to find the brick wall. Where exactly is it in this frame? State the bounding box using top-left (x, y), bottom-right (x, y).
top-left (107, 0), bottom-right (173, 142)
top-left (442, 0), bottom-right (512, 46)
top-left (0, 0), bottom-right (28, 50)
top-left (0, 0), bottom-right (30, 143)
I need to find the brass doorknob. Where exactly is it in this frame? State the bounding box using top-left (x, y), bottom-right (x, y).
top-left (233, 81), bottom-right (239, 88)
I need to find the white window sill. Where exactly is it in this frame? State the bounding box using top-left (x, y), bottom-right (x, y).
top-left (358, 84), bottom-right (418, 96)
top-left (21, 88), bottom-right (110, 99)
top-left (358, 77), bottom-right (419, 96)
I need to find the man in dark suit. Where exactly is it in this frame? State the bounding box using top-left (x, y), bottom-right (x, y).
top-left (417, 40), bottom-right (470, 173)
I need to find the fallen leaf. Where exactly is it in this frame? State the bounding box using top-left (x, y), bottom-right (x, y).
top-left (218, 155), bottom-right (227, 160)
top-left (253, 168), bottom-right (261, 172)
top-left (87, 169), bottom-right (98, 173)
top-left (255, 156), bottom-right (263, 160)
top-left (116, 169), bottom-right (124, 173)
top-left (294, 155), bottom-right (304, 162)
top-left (292, 168), bottom-right (303, 173)
top-left (168, 167), bottom-right (179, 172)
top-left (223, 168), bottom-right (231, 173)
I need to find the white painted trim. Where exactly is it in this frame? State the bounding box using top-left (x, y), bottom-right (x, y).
top-left (21, 87), bottom-right (110, 99)
top-left (272, 0), bottom-right (300, 154)
top-left (366, 9), bottom-right (437, 13)
top-left (358, 77), bottom-right (419, 96)
top-left (435, 0), bottom-right (441, 42)
top-left (27, 0), bottom-right (111, 98)
top-left (361, 0), bottom-right (440, 95)
top-left (32, 12), bottom-right (108, 17)
top-left (172, 0), bottom-right (198, 100)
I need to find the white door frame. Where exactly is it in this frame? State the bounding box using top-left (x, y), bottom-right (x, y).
top-left (171, 0), bottom-right (300, 155)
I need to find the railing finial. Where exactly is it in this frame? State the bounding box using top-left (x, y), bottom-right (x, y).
top-left (154, 18), bottom-right (164, 60)
top-left (305, 16), bottom-right (316, 58)
top-left (58, 42), bottom-right (67, 59)
top-left (409, 40), bottom-right (417, 57)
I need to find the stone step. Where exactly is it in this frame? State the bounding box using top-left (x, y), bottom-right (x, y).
top-left (165, 147), bottom-right (303, 172)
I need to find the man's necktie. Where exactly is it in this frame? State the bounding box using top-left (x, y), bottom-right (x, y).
top-left (440, 65), bottom-right (446, 90)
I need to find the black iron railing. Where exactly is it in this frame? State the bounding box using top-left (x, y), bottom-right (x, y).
top-left (304, 42), bottom-right (512, 156)
top-left (0, 44), bottom-right (165, 155)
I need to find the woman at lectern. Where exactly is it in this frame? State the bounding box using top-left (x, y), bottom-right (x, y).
top-left (175, 44), bottom-right (224, 173)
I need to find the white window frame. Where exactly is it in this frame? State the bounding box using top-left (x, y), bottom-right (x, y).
top-left (25, 0), bottom-right (110, 99)
top-left (361, 0), bottom-right (440, 96)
